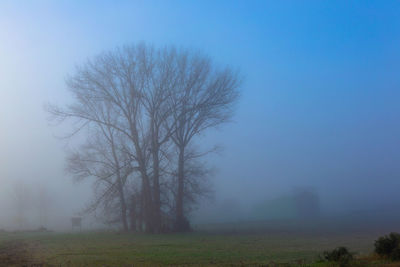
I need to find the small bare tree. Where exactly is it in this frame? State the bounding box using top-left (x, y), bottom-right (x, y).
top-left (67, 127), bottom-right (133, 231)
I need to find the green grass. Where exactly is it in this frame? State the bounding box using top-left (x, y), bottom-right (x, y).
top-left (0, 230), bottom-right (391, 266)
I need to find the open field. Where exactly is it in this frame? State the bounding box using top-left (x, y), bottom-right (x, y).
top-left (0, 227), bottom-right (397, 266)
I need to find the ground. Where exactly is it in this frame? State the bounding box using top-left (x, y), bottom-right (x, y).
top-left (0, 229), bottom-right (396, 266)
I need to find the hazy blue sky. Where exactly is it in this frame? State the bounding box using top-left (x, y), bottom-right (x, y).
top-left (0, 1), bottom-right (400, 226)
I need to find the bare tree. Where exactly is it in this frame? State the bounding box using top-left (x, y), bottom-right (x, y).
top-left (139, 47), bottom-right (180, 232)
top-left (47, 43), bottom-right (240, 233)
top-left (67, 127), bottom-right (133, 231)
top-left (48, 45), bottom-right (154, 231)
top-left (167, 146), bottom-right (214, 224)
top-left (64, 95), bottom-right (135, 231)
top-left (168, 52), bottom-right (240, 231)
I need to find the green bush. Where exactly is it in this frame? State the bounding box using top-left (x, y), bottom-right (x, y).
top-left (322, 246), bottom-right (353, 266)
top-left (374, 232), bottom-right (400, 260)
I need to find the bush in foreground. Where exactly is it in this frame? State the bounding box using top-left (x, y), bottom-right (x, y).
top-left (374, 232), bottom-right (400, 261)
top-left (321, 246), bottom-right (353, 266)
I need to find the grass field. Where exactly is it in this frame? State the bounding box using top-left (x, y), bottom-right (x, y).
top-left (0, 227), bottom-right (396, 266)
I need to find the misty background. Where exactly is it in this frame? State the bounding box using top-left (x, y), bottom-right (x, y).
top-left (1, 1), bottom-right (400, 230)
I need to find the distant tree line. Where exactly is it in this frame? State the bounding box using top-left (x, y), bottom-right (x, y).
top-left (47, 43), bottom-right (240, 233)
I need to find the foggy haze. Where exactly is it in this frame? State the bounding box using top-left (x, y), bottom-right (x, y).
top-left (1, 1), bottom-right (400, 231)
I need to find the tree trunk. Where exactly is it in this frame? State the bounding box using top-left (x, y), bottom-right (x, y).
top-left (110, 141), bottom-right (129, 232)
top-left (129, 124), bottom-right (155, 233)
top-left (129, 194), bottom-right (137, 232)
top-left (141, 173), bottom-right (154, 233)
top-left (117, 175), bottom-right (128, 232)
top-left (150, 118), bottom-right (162, 233)
top-left (138, 191), bottom-right (144, 232)
top-left (175, 145), bottom-right (189, 231)
top-left (152, 146), bottom-right (162, 233)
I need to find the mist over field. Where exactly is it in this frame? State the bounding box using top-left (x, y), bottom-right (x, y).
top-left (0, 1), bottom-right (400, 234)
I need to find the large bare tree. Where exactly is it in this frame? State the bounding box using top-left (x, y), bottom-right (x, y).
top-left (48, 43), bottom-right (240, 233)
top-left (168, 52), bottom-right (240, 231)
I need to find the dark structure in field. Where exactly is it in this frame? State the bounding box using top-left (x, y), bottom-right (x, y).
top-left (71, 217), bottom-right (82, 231)
top-left (253, 187), bottom-right (320, 220)
top-left (293, 188), bottom-right (320, 220)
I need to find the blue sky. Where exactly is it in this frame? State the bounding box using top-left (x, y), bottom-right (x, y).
top-left (0, 1), bottom-right (400, 223)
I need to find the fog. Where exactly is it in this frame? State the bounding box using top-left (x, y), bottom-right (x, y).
top-left (1, 1), bottom-right (400, 231)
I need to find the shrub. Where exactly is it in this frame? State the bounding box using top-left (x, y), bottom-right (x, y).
top-left (374, 232), bottom-right (400, 260)
top-left (322, 246), bottom-right (353, 266)
top-left (390, 248), bottom-right (400, 261)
